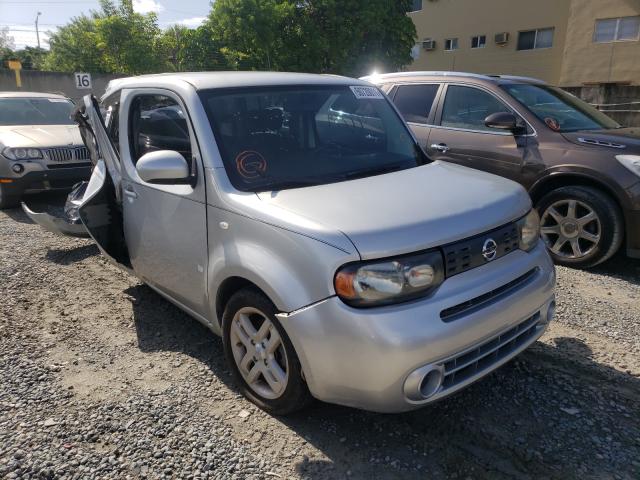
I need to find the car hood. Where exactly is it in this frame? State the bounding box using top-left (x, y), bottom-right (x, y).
top-left (562, 128), bottom-right (640, 152)
top-left (257, 161), bottom-right (531, 259)
top-left (0, 125), bottom-right (83, 148)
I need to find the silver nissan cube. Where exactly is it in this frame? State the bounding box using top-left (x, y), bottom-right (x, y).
top-left (27, 72), bottom-right (556, 414)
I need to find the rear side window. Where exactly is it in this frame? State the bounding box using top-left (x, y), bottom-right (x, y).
top-left (128, 94), bottom-right (192, 164)
top-left (393, 84), bottom-right (439, 124)
top-left (440, 85), bottom-right (508, 132)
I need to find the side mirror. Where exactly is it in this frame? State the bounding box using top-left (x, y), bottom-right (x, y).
top-left (136, 150), bottom-right (189, 184)
top-left (485, 112), bottom-right (518, 131)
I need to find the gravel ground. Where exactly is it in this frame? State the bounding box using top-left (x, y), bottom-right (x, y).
top-left (1, 197), bottom-right (639, 480)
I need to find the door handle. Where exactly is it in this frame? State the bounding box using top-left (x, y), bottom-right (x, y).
top-left (430, 143), bottom-right (450, 153)
top-left (123, 185), bottom-right (138, 200)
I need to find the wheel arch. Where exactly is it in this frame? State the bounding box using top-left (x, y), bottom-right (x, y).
top-left (529, 172), bottom-right (626, 214)
top-left (215, 276), bottom-right (269, 328)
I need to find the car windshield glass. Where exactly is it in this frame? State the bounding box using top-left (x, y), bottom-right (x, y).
top-left (501, 84), bottom-right (620, 132)
top-left (0, 98), bottom-right (75, 126)
top-left (199, 85), bottom-right (428, 192)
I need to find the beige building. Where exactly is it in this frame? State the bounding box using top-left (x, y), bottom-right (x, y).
top-left (407, 0), bottom-right (640, 87)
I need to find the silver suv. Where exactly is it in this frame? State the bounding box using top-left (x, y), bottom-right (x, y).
top-left (0, 92), bottom-right (92, 208)
top-left (29, 73), bottom-right (556, 414)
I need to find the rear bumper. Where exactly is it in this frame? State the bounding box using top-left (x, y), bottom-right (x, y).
top-left (0, 163), bottom-right (92, 196)
top-left (278, 243), bottom-right (555, 413)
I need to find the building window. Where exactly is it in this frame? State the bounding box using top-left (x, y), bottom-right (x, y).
top-left (444, 38), bottom-right (458, 51)
top-left (408, 0), bottom-right (422, 12)
top-left (517, 28), bottom-right (554, 50)
top-left (594, 16), bottom-right (640, 42)
top-left (471, 35), bottom-right (486, 49)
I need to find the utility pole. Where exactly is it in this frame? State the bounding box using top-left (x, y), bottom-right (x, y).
top-left (35, 11), bottom-right (41, 49)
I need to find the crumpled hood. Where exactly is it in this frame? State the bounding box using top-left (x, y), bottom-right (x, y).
top-left (257, 161), bottom-right (531, 259)
top-left (0, 125), bottom-right (83, 148)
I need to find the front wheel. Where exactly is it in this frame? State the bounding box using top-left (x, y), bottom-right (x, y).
top-left (222, 288), bottom-right (312, 415)
top-left (536, 186), bottom-right (623, 268)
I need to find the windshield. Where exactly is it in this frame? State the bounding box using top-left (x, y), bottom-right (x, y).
top-left (0, 97), bottom-right (75, 126)
top-left (199, 85), bottom-right (428, 192)
top-left (501, 84), bottom-right (620, 132)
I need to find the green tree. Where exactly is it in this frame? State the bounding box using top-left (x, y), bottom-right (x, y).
top-left (44, 0), bottom-right (164, 74)
top-left (207, 0), bottom-right (296, 70)
top-left (205, 0), bottom-right (416, 76)
top-left (159, 25), bottom-right (228, 72)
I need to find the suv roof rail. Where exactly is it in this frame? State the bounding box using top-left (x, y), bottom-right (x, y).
top-left (361, 71), bottom-right (547, 85)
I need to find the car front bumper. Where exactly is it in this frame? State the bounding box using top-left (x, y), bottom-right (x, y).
top-left (0, 161), bottom-right (92, 196)
top-left (278, 242), bottom-right (555, 413)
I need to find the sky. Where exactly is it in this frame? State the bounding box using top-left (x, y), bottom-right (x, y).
top-left (0, 0), bottom-right (212, 49)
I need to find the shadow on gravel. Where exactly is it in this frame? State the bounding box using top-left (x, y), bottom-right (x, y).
top-left (124, 283), bottom-right (640, 479)
top-left (125, 284), bottom-right (235, 386)
top-left (588, 252), bottom-right (640, 286)
top-left (2, 205), bottom-right (34, 224)
top-left (45, 244), bottom-right (99, 265)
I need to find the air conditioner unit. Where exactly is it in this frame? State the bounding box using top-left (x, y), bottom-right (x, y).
top-left (422, 39), bottom-right (436, 50)
top-left (495, 32), bottom-right (510, 45)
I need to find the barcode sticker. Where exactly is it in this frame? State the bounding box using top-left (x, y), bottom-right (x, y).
top-left (350, 86), bottom-right (384, 100)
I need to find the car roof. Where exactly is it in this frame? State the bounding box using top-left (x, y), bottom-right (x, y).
top-left (104, 71), bottom-right (371, 97)
top-left (0, 91), bottom-right (71, 99)
top-left (361, 71), bottom-right (548, 86)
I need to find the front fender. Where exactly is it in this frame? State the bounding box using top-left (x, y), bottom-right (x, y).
top-left (206, 204), bottom-right (359, 332)
top-left (530, 166), bottom-right (633, 210)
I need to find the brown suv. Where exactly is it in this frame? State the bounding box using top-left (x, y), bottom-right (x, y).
top-left (365, 72), bottom-right (640, 268)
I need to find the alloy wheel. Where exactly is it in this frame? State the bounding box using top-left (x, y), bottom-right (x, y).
top-left (229, 307), bottom-right (289, 399)
top-left (540, 199), bottom-right (601, 259)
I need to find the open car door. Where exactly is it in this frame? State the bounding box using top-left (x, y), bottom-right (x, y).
top-left (24, 94), bottom-right (131, 271)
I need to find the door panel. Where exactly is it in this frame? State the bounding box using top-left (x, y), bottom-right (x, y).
top-left (120, 90), bottom-right (208, 316)
top-left (428, 84), bottom-right (528, 183)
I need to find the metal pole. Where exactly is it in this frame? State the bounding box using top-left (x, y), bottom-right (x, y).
top-left (35, 12), bottom-right (41, 49)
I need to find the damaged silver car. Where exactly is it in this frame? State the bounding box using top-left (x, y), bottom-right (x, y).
top-left (27, 72), bottom-right (556, 414)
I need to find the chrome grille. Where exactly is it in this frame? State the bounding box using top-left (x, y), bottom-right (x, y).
top-left (442, 222), bottom-right (519, 277)
top-left (439, 313), bottom-right (541, 392)
top-left (45, 147), bottom-right (90, 162)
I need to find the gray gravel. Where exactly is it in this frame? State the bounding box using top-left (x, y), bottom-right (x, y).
top-left (1, 198), bottom-right (639, 479)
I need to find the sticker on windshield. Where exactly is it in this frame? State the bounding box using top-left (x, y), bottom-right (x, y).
top-left (236, 150), bottom-right (267, 180)
top-left (48, 98), bottom-right (70, 103)
top-left (350, 86), bottom-right (384, 100)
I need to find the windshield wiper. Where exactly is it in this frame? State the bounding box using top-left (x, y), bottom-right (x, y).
top-left (339, 162), bottom-right (412, 181)
top-left (253, 176), bottom-right (322, 192)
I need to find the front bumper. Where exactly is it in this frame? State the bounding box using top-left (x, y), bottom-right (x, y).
top-left (0, 161), bottom-right (92, 196)
top-left (278, 242), bottom-right (555, 413)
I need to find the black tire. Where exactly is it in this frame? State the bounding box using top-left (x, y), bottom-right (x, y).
top-left (222, 287), bottom-right (312, 415)
top-left (0, 186), bottom-right (20, 209)
top-left (536, 186), bottom-right (623, 268)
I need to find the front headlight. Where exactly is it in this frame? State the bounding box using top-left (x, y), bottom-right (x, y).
top-left (616, 155), bottom-right (640, 178)
top-left (517, 209), bottom-right (540, 252)
top-left (334, 250), bottom-right (444, 307)
top-left (2, 147), bottom-right (43, 160)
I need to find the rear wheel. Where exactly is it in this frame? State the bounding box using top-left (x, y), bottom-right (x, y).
top-left (536, 186), bottom-right (623, 268)
top-left (0, 186), bottom-right (20, 209)
top-left (222, 288), bottom-right (312, 415)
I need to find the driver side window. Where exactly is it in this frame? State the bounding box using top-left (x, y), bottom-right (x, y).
top-left (128, 94), bottom-right (192, 165)
top-left (441, 85), bottom-right (509, 132)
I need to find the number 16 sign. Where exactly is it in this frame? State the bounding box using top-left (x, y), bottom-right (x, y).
top-left (74, 73), bottom-right (92, 89)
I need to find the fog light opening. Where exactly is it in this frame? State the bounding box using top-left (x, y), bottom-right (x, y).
top-left (11, 164), bottom-right (24, 174)
top-left (419, 367), bottom-right (444, 399)
top-left (546, 300), bottom-right (556, 323)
